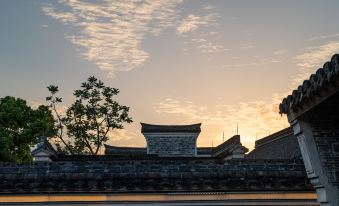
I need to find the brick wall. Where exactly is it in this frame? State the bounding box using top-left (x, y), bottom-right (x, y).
top-left (308, 92), bottom-right (339, 187)
top-left (145, 134), bottom-right (197, 156)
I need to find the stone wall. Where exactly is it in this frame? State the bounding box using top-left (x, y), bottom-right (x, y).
top-left (144, 133), bottom-right (198, 156)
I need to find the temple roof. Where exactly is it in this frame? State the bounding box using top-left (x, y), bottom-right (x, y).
top-left (141, 123), bottom-right (201, 133)
top-left (279, 54), bottom-right (339, 117)
top-left (247, 127), bottom-right (301, 159)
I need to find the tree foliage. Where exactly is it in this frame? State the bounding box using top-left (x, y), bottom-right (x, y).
top-left (0, 96), bottom-right (55, 162)
top-left (47, 76), bottom-right (132, 155)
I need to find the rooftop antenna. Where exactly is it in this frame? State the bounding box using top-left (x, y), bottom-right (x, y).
top-left (236, 123), bottom-right (239, 135)
top-left (223, 132), bottom-right (225, 142)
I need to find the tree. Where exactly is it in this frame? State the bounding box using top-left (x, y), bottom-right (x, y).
top-left (47, 76), bottom-right (132, 155)
top-left (0, 96), bottom-right (55, 162)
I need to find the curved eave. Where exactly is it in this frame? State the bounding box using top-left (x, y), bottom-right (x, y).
top-left (279, 54), bottom-right (339, 120)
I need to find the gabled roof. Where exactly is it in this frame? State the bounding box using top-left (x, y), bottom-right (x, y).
top-left (280, 54), bottom-right (339, 118)
top-left (247, 127), bottom-right (301, 159)
top-left (31, 137), bottom-right (57, 156)
top-left (213, 135), bottom-right (248, 157)
top-left (141, 123), bottom-right (201, 133)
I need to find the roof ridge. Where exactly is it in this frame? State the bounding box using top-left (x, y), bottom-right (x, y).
top-left (140, 122), bottom-right (202, 127)
top-left (141, 122), bottom-right (202, 133)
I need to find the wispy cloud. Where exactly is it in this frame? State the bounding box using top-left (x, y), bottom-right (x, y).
top-left (203, 5), bottom-right (216, 10)
top-left (176, 13), bottom-right (218, 35)
top-left (241, 44), bottom-right (254, 49)
top-left (42, 0), bottom-right (182, 77)
top-left (42, 5), bottom-right (77, 23)
top-left (157, 95), bottom-right (289, 149)
top-left (178, 11), bottom-right (226, 54)
top-left (184, 38), bottom-right (227, 54)
top-left (208, 31), bottom-right (218, 36)
top-left (307, 33), bottom-right (339, 41)
top-left (296, 42), bottom-right (339, 68)
top-left (273, 49), bottom-right (286, 55)
top-left (107, 129), bottom-right (135, 143)
top-left (197, 42), bottom-right (228, 53)
top-left (191, 38), bottom-right (207, 43)
top-left (295, 41), bottom-right (339, 85)
top-left (222, 58), bottom-right (280, 69)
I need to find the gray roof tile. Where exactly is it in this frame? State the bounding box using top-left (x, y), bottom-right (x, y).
top-left (141, 123), bottom-right (201, 133)
top-left (247, 127), bottom-right (301, 160)
top-left (280, 54), bottom-right (339, 114)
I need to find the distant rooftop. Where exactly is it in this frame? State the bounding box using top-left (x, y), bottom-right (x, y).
top-left (141, 123), bottom-right (201, 133)
top-left (247, 127), bottom-right (301, 160)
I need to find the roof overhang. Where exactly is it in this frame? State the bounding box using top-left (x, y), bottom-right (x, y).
top-left (140, 123), bottom-right (202, 133)
top-left (279, 54), bottom-right (339, 122)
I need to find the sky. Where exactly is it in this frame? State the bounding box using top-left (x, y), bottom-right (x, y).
top-left (1, 0), bottom-right (339, 151)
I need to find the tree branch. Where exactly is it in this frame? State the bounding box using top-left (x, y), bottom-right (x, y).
top-left (51, 98), bottom-right (74, 155)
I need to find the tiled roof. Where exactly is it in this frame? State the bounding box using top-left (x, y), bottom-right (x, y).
top-left (31, 137), bottom-right (57, 156)
top-left (197, 147), bottom-right (214, 155)
top-left (247, 127), bottom-right (301, 159)
top-left (280, 54), bottom-right (339, 115)
top-left (213, 135), bottom-right (248, 157)
top-left (104, 144), bottom-right (146, 155)
top-left (0, 159), bottom-right (312, 193)
top-left (141, 123), bottom-right (201, 133)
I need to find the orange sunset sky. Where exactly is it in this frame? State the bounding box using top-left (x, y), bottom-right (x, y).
top-left (1, 0), bottom-right (339, 150)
